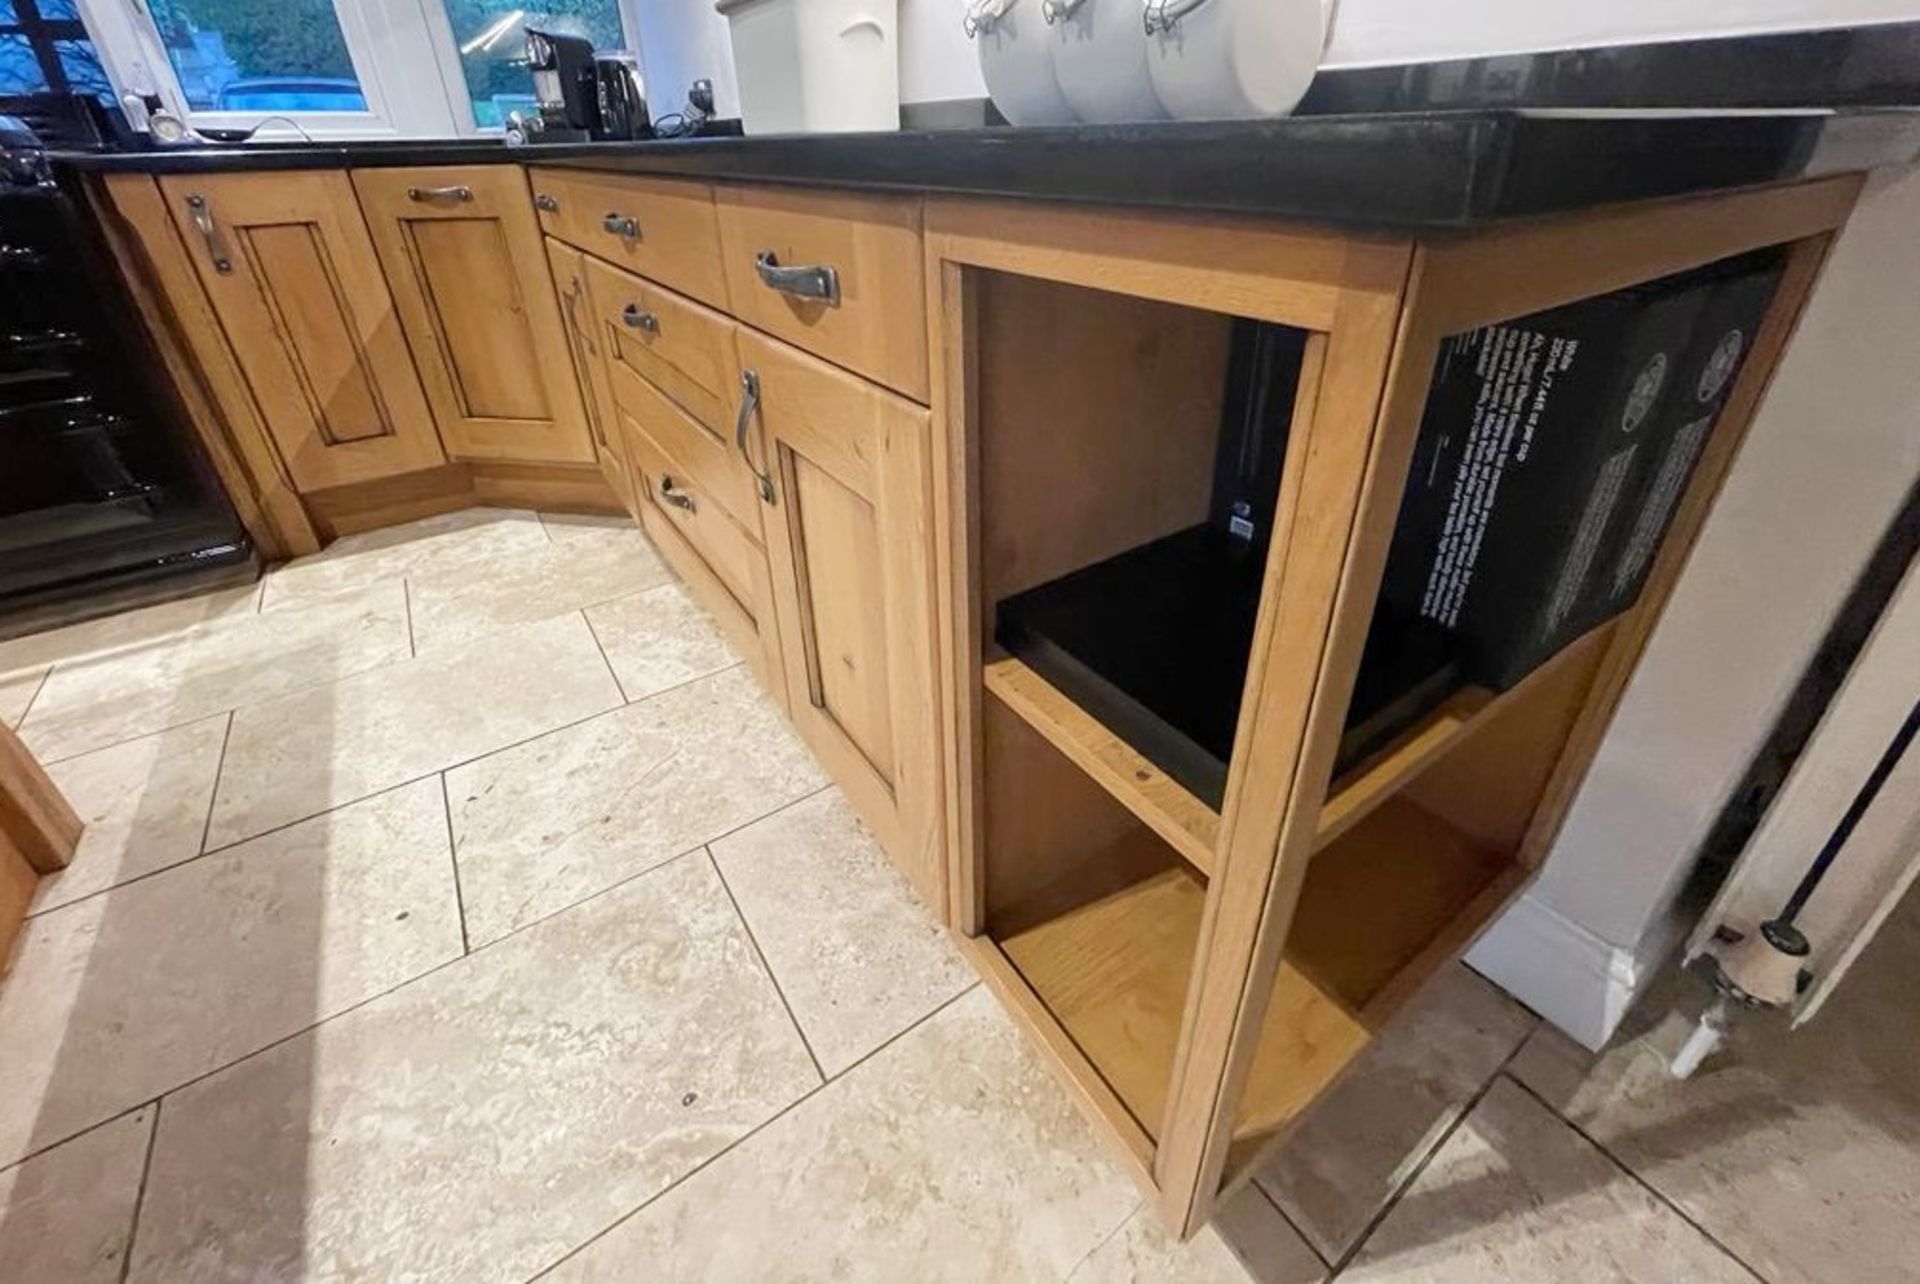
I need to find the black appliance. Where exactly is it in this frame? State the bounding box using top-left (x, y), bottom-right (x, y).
top-left (0, 109), bottom-right (253, 638)
top-left (995, 322), bottom-right (1309, 808)
top-left (593, 53), bottom-right (649, 141)
top-left (524, 28), bottom-right (600, 142)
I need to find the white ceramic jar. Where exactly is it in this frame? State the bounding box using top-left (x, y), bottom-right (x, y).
top-left (1143, 0), bottom-right (1326, 120)
top-left (1043, 0), bottom-right (1167, 125)
top-left (966, 0), bottom-right (1077, 125)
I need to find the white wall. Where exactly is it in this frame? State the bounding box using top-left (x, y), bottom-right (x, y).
top-left (1322, 0), bottom-right (1920, 67)
top-left (643, 0), bottom-right (1920, 114)
top-left (1468, 163), bottom-right (1920, 1046)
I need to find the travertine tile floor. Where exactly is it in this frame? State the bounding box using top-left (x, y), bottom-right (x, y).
top-left (0, 507), bottom-right (1913, 1282)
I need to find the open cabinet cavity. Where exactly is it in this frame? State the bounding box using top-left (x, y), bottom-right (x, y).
top-left (932, 184), bottom-right (1854, 1236)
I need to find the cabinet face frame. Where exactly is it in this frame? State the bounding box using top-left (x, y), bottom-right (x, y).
top-left (155, 170), bottom-right (447, 493)
top-left (924, 178), bottom-right (1861, 1238)
top-left (354, 165), bottom-right (595, 467)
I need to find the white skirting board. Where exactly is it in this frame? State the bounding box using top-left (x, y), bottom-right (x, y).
top-left (1466, 891), bottom-right (1688, 1050)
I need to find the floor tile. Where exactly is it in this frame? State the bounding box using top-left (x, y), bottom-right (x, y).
top-left (407, 522), bottom-right (671, 653)
top-left (0, 779), bottom-right (462, 1168)
top-left (128, 853), bottom-right (818, 1284)
top-left (1510, 884), bottom-right (1920, 1284)
top-left (1254, 965), bottom-right (1537, 1260)
top-left (543, 986), bottom-right (1150, 1284)
top-left (33, 715), bottom-right (229, 915)
top-left (0, 582), bottom-right (261, 678)
top-left (1066, 1186), bottom-right (1329, 1284)
top-left (448, 665), bottom-right (825, 946)
top-left (207, 612), bottom-right (622, 849)
top-left (0, 1108), bottom-right (152, 1284)
top-left (1339, 1077), bottom-right (1752, 1283)
top-left (540, 511), bottom-right (636, 545)
top-left (0, 663), bottom-right (47, 727)
top-left (585, 582), bottom-right (737, 702)
top-left (18, 582), bottom-right (408, 763)
top-left (260, 507), bottom-right (550, 611)
top-left (711, 788), bottom-right (970, 1075)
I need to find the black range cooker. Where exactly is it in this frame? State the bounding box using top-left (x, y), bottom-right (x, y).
top-left (0, 95), bottom-right (254, 638)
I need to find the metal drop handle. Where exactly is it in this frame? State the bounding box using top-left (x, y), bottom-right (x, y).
top-left (1142, 0), bottom-right (1211, 33)
top-left (603, 211), bottom-right (640, 239)
top-left (406, 184), bottom-right (473, 202)
top-left (534, 192), bottom-right (560, 213)
top-left (621, 303), bottom-right (660, 334)
top-left (183, 194), bottom-right (233, 274)
top-left (1040, 0), bottom-right (1085, 23)
top-left (753, 251), bottom-right (839, 306)
top-left (658, 475), bottom-right (697, 512)
top-left (734, 369), bottom-right (775, 503)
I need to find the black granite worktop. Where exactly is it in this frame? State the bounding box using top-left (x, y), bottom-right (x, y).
top-left (53, 109), bottom-right (1920, 231)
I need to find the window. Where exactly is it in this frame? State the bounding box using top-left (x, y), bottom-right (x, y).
top-left (143, 0), bottom-right (366, 112)
top-left (77, 0), bottom-right (645, 138)
top-left (443, 3), bottom-right (627, 129)
top-left (0, 0), bottom-right (113, 102)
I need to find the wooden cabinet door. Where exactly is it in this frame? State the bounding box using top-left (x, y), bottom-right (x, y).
top-left (544, 237), bottom-right (633, 513)
top-left (353, 166), bottom-right (594, 466)
top-left (734, 328), bottom-right (944, 913)
top-left (157, 171), bottom-right (445, 492)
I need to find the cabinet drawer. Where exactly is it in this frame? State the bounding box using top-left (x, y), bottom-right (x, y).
top-left (715, 185), bottom-right (928, 402)
top-left (620, 405), bottom-right (764, 614)
top-left (585, 255), bottom-right (734, 439)
top-left (528, 168), bottom-right (725, 308)
top-left (609, 357), bottom-right (758, 534)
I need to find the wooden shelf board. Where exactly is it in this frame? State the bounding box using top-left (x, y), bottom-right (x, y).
top-left (995, 796), bottom-right (1512, 1148)
top-left (984, 655), bottom-right (1220, 876)
top-left (1314, 622), bottom-right (1619, 855)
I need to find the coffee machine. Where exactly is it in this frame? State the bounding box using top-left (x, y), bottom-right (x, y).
top-left (521, 28), bottom-right (650, 143)
top-left (524, 28), bottom-right (598, 142)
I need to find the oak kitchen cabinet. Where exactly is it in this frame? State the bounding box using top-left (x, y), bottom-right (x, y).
top-left (157, 170), bottom-right (446, 493)
top-left (545, 237), bottom-right (632, 512)
top-left (354, 166), bottom-right (595, 468)
top-left (735, 327), bottom-right (943, 910)
top-left (81, 134), bottom-right (1878, 1242)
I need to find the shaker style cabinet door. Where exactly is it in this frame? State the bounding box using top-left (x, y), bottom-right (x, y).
top-left (157, 171), bottom-right (445, 492)
top-left (352, 166), bottom-right (594, 466)
top-left (544, 237), bottom-right (632, 512)
top-left (733, 327), bottom-right (944, 913)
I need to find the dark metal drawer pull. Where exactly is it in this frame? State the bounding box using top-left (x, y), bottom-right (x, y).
top-left (183, 194), bottom-right (233, 274)
top-left (534, 192), bottom-right (560, 213)
top-left (658, 475), bottom-right (696, 511)
top-left (734, 368), bottom-right (776, 503)
top-left (621, 304), bottom-right (660, 334)
top-left (753, 251), bottom-right (839, 306)
top-left (406, 184), bottom-right (473, 202)
top-left (602, 212), bottom-right (640, 239)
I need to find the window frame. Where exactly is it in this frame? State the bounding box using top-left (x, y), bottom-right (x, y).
top-left (76, 0), bottom-right (641, 140)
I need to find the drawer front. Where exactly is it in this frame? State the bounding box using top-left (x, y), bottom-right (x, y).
top-left (585, 254), bottom-right (733, 438)
top-left (714, 185), bottom-right (928, 402)
top-left (528, 168), bottom-right (726, 308)
top-left (609, 358), bottom-right (758, 534)
top-left (620, 405), bottom-right (763, 613)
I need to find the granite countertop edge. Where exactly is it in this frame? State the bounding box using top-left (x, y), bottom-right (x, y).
top-left (49, 110), bottom-right (1920, 231)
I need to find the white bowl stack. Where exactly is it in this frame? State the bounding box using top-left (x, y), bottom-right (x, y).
top-left (965, 0), bottom-right (1328, 125)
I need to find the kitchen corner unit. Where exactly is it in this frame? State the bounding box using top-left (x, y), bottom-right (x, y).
top-left (924, 178), bottom-right (1854, 1235)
